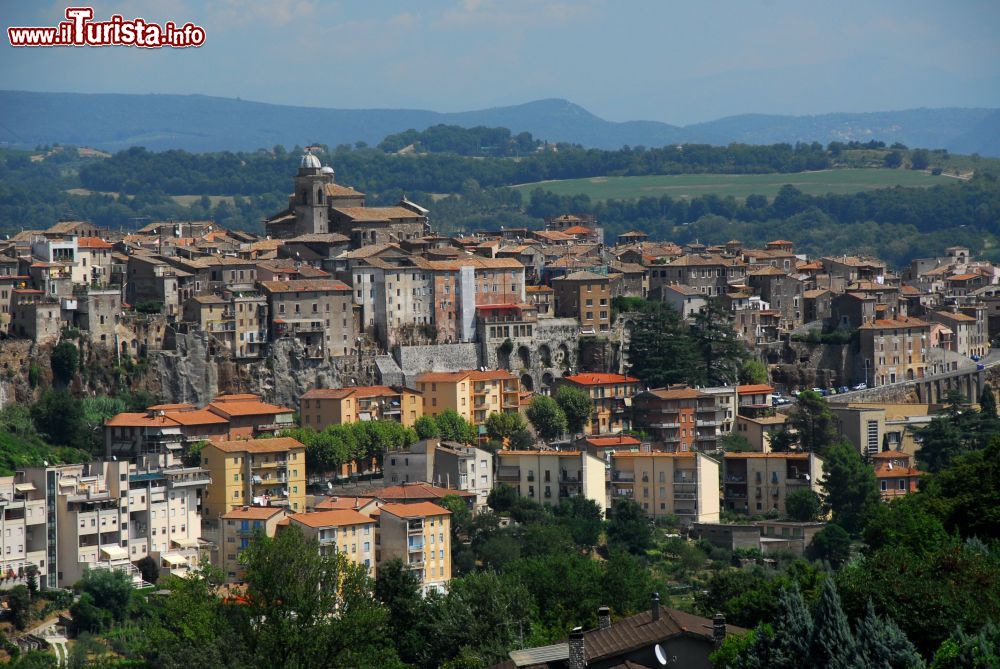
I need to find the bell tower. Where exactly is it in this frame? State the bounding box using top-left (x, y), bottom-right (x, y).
top-left (293, 150), bottom-right (334, 235)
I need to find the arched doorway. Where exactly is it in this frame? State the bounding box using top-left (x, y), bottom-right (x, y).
top-left (520, 374), bottom-right (534, 391)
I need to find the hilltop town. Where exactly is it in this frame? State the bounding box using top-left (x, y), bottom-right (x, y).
top-left (0, 150), bottom-right (998, 668)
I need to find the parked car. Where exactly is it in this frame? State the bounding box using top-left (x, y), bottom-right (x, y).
top-left (852, 382), bottom-right (868, 391)
top-left (838, 386), bottom-right (849, 394)
top-left (977, 363), bottom-right (986, 371)
top-left (972, 354), bottom-right (981, 362)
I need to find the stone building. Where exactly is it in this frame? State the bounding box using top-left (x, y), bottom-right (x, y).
top-left (260, 279), bottom-right (357, 358)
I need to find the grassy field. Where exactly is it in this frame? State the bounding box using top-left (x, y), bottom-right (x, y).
top-left (170, 194), bottom-right (235, 206)
top-left (511, 168), bottom-right (949, 201)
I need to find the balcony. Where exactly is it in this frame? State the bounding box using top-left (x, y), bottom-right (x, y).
top-left (255, 424), bottom-right (289, 433)
top-left (673, 492), bottom-right (697, 500)
top-left (696, 420), bottom-right (719, 428)
top-left (496, 466), bottom-right (520, 482)
top-left (611, 471), bottom-right (635, 482)
top-left (407, 521), bottom-right (424, 534)
top-left (648, 422), bottom-right (680, 429)
top-left (165, 468), bottom-right (212, 488)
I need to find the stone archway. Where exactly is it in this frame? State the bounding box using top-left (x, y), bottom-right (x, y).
top-left (497, 346), bottom-right (512, 370)
top-left (517, 345), bottom-right (532, 369)
top-left (541, 372), bottom-right (554, 393)
top-left (520, 374), bottom-right (534, 391)
top-left (538, 344), bottom-right (552, 368)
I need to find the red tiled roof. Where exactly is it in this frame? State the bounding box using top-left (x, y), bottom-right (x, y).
top-left (209, 437), bottom-right (304, 454)
top-left (737, 384), bottom-right (774, 395)
top-left (379, 501), bottom-right (451, 518)
top-left (584, 436), bottom-right (642, 447)
top-left (222, 506), bottom-right (286, 520)
top-left (289, 509), bottom-right (373, 528)
top-left (564, 373), bottom-right (640, 386)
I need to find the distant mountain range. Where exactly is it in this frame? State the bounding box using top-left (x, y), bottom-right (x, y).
top-left (1, 90), bottom-right (998, 156)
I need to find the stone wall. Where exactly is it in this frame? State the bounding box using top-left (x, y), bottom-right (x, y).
top-left (394, 342), bottom-right (480, 386)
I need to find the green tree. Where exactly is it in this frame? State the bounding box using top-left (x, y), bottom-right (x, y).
top-left (920, 435), bottom-right (1000, 540)
top-left (884, 150), bottom-right (903, 168)
top-left (553, 495), bottom-right (603, 547)
top-left (739, 359), bottom-right (768, 385)
top-left (487, 484), bottom-right (518, 513)
top-left (805, 523), bottom-right (851, 568)
top-left (787, 391), bottom-right (838, 455)
top-left (626, 302), bottom-right (702, 387)
top-left (769, 586), bottom-right (812, 667)
top-left (414, 415), bottom-right (440, 440)
top-left (910, 149), bottom-right (930, 170)
top-left (916, 415), bottom-right (968, 473)
top-left (720, 433), bottom-right (754, 452)
top-left (11, 651), bottom-right (60, 669)
top-left (767, 429), bottom-right (797, 453)
top-left (862, 494), bottom-right (950, 556)
top-left (7, 585), bottom-right (32, 631)
top-left (930, 623), bottom-right (1000, 669)
top-left (691, 299), bottom-right (747, 386)
top-left (375, 559), bottom-right (433, 667)
top-left (784, 489), bottom-right (820, 521)
top-left (435, 409), bottom-right (477, 444)
top-left (820, 442), bottom-right (879, 536)
top-left (484, 411), bottom-right (527, 443)
top-left (854, 600), bottom-right (926, 669)
top-left (69, 592), bottom-right (108, 634)
top-left (30, 389), bottom-right (88, 450)
top-left (554, 385), bottom-right (593, 435)
top-left (50, 341), bottom-right (79, 385)
top-left (808, 579), bottom-right (856, 669)
top-left (77, 568), bottom-right (133, 624)
top-left (237, 525), bottom-right (403, 669)
top-left (606, 498), bottom-right (652, 555)
top-left (525, 395), bottom-right (567, 442)
top-left (979, 384), bottom-right (997, 419)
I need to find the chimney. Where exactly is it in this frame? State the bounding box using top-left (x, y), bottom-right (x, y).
top-left (713, 613), bottom-right (727, 647)
top-left (651, 593), bottom-right (660, 621)
top-left (568, 627), bottom-right (586, 669)
top-left (597, 606), bottom-right (611, 630)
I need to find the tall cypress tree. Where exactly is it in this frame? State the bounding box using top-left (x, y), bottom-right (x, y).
top-left (853, 600), bottom-right (925, 669)
top-left (809, 579), bottom-right (856, 669)
top-left (769, 586), bottom-right (812, 668)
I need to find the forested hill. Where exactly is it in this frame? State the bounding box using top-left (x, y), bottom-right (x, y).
top-left (1, 90), bottom-right (999, 155)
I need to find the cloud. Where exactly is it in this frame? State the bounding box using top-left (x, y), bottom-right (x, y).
top-left (206, 0), bottom-right (318, 28)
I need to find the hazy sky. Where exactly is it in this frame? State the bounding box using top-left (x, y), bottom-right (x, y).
top-left (3, 0), bottom-right (999, 125)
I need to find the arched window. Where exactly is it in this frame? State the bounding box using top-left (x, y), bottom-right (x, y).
top-left (317, 189), bottom-right (323, 204)
top-left (300, 190), bottom-right (308, 205)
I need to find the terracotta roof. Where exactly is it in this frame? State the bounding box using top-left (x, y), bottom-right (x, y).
top-left (611, 451), bottom-right (698, 458)
top-left (379, 501), bottom-right (451, 518)
top-left (76, 237), bottom-right (113, 249)
top-left (104, 412), bottom-right (177, 428)
top-left (643, 387), bottom-right (704, 400)
top-left (859, 317), bottom-right (930, 330)
top-left (767, 239), bottom-right (794, 245)
top-left (554, 270), bottom-right (610, 282)
top-left (208, 437), bottom-right (304, 454)
top-left (737, 384), bottom-right (774, 394)
top-left (259, 279), bottom-right (350, 293)
top-left (563, 373), bottom-right (640, 386)
top-left (301, 385), bottom-right (417, 400)
top-left (147, 403), bottom-right (195, 411)
top-left (208, 399), bottom-right (293, 417)
top-left (415, 369), bottom-right (517, 384)
top-left (222, 506), bottom-right (286, 520)
top-left (933, 310), bottom-right (976, 322)
top-left (563, 225), bottom-right (595, 235)
top-left (947, 273), bottom-right (981, 282)
top-left (725, 452), bottom-right (811, 459)
top-left (324, 183), bottom-right (364, 197)
top-left (289, 509), bottom-right (373, 528)
top-left (875, 467), bottom-right (922, 478)
top-left (315, 496), bottom-right (379, 510)
top-left (332, 206), bottom-right (424, 221)
top-left (375, 483), bottom-right (475, 501)
top-left (584, 436), bottom-right (642, 447)
top-left (163, 409), bottom-right (229, 426)
top-left (500, 450), bottom-right (583, 456)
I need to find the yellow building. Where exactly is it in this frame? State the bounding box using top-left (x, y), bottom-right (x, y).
top-left (299, 385), bottom-right (423, 430)
top-left (285, 509), bottom-right (376, 576)
top-left (609, 452), bottom-right (720, 523)
top-left (495, 450), bottom-right (607, 513)
top-left (415, 369), bottom-right (521, 430)
top-left (376, 502), bottom-right (452, 594)
top-left (200, 437), bottom-right (307, 518)
top-left (722, 453), bottom-right (824, 515)
top-left (219, 506), bottom-right (287, 582)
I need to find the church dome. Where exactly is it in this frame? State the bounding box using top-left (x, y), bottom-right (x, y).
top-left (320, 166), bottom-right (334, 175)
top-left (300, 151), bottom-right (322, 169)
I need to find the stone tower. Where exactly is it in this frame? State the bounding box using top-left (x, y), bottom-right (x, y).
top-left (293, 150), bottom-right (334, 235)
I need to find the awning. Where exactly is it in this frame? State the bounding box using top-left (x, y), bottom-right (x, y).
top-left (172, 537), bottom-right (199, 549)
top-left (14, 483), bottom-right (36, 492)
top-left (100, 545), bottom-right (128, 560)
top-left (161, 553), bottom-right (188, 566)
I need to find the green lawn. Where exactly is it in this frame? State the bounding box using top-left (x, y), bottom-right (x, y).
top-left (511, 168), bottom-right (948, 201)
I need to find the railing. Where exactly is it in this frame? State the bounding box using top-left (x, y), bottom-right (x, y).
top-left (696, 420), bottom-right (719, 427)
top-left (611, 471), bottom-right (635, 482)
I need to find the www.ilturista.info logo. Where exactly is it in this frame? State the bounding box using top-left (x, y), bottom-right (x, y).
top-left (8, 7), bottom-right (205, 48)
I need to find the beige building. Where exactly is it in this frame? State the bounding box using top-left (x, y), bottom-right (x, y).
top-left (733, 414), bottom-right (789, 452)
top-left (285, 509), bottom-right (376, 576)
top-left (415, 369), bottom-right (522, 433)
top-left (495, 450), bottom-right (607, 512)
top-left (551, 270), bottom-right (613, 334)
top-left (858, 317), bottom-right (930, 386)
top-left (376, 502), bottom-right (452, 594)
top-left (0, 475), bottom-right (48, 590)
top-left (609, 452), bottom-right (720, 523)
top-left (260, 279), bottom-right (357, 358)
top-left (631, 387), bottom-right (720, 452)
top-left (831, 403), bottom-right (934, 459)
top-left (556, 373), bottom-right (641, 435)
top-left (722, 453), bottom-right (824, 515)
top-left (200, 437), bottom-right (307, 519)
top-left (299, 385), bottom-right (423, 430)
top-left (219, 505), bottom-right (288, 582)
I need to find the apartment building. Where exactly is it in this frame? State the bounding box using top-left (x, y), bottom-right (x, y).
top-left (285, 509), bottom-right (376, 576)
top-left (722, 453), bottom-right (824, 515)
top-left (426, 256), bottom-right (526, 343)
top-left (205, 394), bottom-right (295, 439)
top-left (382, 440), bottom-right (493, 508)
top-left (376, 502), bottom-right (452, 594)
top-left (347, 254), bottom-right (435, 347)
top-left (872, 451), bottom-right (921, 501)
top-left (182, 290), bottom-right (268, 359)
top-left (608, 452), bottom-right (720, 523)
top-left (927, 308), bottom-right (989, 359)
top-left (631, 387), bottom-right (720, 452)
top-left (415, 369), bottom-right (522, 433)
top-left (495, 450), bottom-right (607, 512)
top-left (299, 385), bottom-right (423, 430)
top-left (260, 279), bottom-right (356, 358)
top-left (200, 437), bottom-right (307, 518)
top-left (556, 373), bottom-right (641, 435)
top-left (659, 254), bottom-right (748, 297)
top-left (0, 475), bottom-right (48, 590)
top-left (857, 317), bottom-right (930, 386)
top-left (736, 384), bottom-right (775, 416)
top-left (219, 506), bottom-right (288, 582)
top-left (551, 270), bottom-right (612, 334)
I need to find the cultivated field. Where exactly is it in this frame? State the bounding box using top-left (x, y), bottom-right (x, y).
top-left (511, 168), bottom-right (947, 201)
